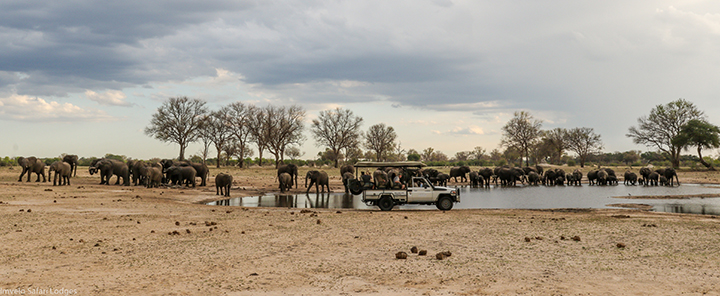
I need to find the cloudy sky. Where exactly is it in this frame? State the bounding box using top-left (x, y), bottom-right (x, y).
top-left (2, 0), bottom-right (720, 160)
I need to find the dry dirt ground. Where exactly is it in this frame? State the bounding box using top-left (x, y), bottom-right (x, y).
top-left (2, 166), bottom-right (720, 295)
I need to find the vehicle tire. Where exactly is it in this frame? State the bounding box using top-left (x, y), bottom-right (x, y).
top-left (377, 195), bottom-right (394, 211)
top-left (436, 196), bottom-right (453, 211)
top-left (348, 179), bottom-right (364, 195)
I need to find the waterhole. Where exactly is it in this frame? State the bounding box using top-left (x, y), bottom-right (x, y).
top-left (207, 183), bottom-right (720, 215)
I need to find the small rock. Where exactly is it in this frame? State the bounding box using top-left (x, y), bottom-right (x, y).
top-left (560, 236), bottom-right (566, 240)
top-left (410, 246), bottom-right (418, 253)
top-left (336, 211), bottom-right (342, 214)
top-left (44, 189), bottom-right (52, 192)
top-left (151, 230), bottom-right (155, 233)
top-left (186, 229), bottom-right (191, 234)
top-left (535, 236), bottom-right (543, 240)
top-left (249, 273), bottom-right (259, 276)
top-left (226, 210), bottom-right (233, 214)
top-left (316, 219), bottom-right (321, 224)
top-left (572, 236), bottom-right (581, 242)
top-left (435, 252), bottom-right (447, 260)
top-left (442, 251), bottom-right (452, 257)
top-left (241, 231), bottom-right (246, 234)
top-left (26, 209), bottom-right (31, 213)
top-left (52, 246), bottom-right (56, 250)
top-left (616, 243), bottom-right (626, 248)
top-left (418, 250), bottom-right (427, 256)
top-left (395, 252), bottom-right (408, 259)
top-left (175, 221), bottom-right (180, 226)
top-left (524, 237), bottom-right (531, 242)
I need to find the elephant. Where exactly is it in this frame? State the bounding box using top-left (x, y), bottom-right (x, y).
top-left (62, 154), bottom-right (79, 177)
top-left (569, 169), bottom-right (583, 186)
top-left (373, 169), bottom-right (389, 189)
top-left (279, 172), bottom-right (293, 193)
top-left (449, 166), bottom-right (471, 182)
top-left (215, 173), bottom-right (233, 196)
top-left (639, 167), bottom-right (652, 182)
top-left (647, 172), bottom-right (659, 186)
top-left (535, 165), bottom-right (544, 176)
top-left (527, 171), bottom-right (540, 186)
top-left (342, 172), bottom-right (355, 193)
top-left (130, 160), bottom-right (150, 186)
top-left (469, 171), bottom-right (481, 187)
top-left (277, 164), bottom-right (299, 189)
top-left (554, 169), bottom-right (566, 186)
top-left (587, 170), bottom-right (598, 185)
top-left (178, 161), bottom-right (209, 186)
top-left (436, 173), bottom-right (450, 186)
top-left (89, 158), bottom-right (130, 186)
top-left (144, 167), bottom-right (163, 188)
top-left (166, 165), bottom-right (197, 187)
top-left (340, 164), bottom-right (355, 177)
top-left (305, 170), bottom-right (330, 193)
top-left (498, 167), bottom-right (523, 186)
top-left (624, 171), bottom-right (638, 185)
top-left (477, 168), bottom-right (493, 187)
top-left (421, 168), bottom-right (439, 179)
top-left (543, 170), bottom-right (557, 186)
top-left (659, 175), bottom-right (669, 186)
top-left (17, 156), bottom-right (46, 182)
top-left (48, 161), bottom-right (71, 186)
top-left (662, 168), bottom-right (680, 186)
top-left (522, 166), bottom-right (537, 175)
top-left (597, 169), bottom-right (608, 186)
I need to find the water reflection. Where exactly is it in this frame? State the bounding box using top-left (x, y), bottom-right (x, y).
top-left (207, 183), bottom-right (720, 215)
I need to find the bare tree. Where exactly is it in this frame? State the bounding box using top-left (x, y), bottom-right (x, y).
top-left (199, 108), bottom-right (235, 167)
top-left (544, 128), bottom-right (568, 164)
top-left (626, 99), bottom-right (703, 168)
top-left (145, 96), bottom-right (208, 161)
top-left (500, 111), bottom-right (543, 167)
top-left (246, 105), bottom-right (270, 166)
top-left (227, 102), bottom-right (252, 168)
top-left (285, 146), bottom-right (304, 160)
top-left (364, 123), bottom-right (397, 162)
top-left (566, 127), bottom-right (603, 167)
top-left (471, 146), bottom-right (486, 160)
top-left (265, 105), bottom-right (306, 168)
top-left (310, 108), bottom-right (364, 168)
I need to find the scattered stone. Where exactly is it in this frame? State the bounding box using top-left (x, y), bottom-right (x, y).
top-left (226, 210), bottom-right (233, 214)
top-left (241, 231), bottom-right (246, 234)
top-left (442, 251), bottom-right (452, 257)
top-left (410, 246), bottom-right (418, 253)
top-left (300, 209), bottom-right (312, 214)
top-left (79, 239), bottom-right (84, 243)
top-left (572, 236), bottom-right (581, 242)
top-left (560, 236), bottom-right (566, 240)
top-left (524, 237), bottom-right (531, 242)
top-left (16, 229), bottom-right (22, 232)
top-left (52, 246), bottom-right (56, 250)
top-left (151, 230), bottom-right (155, 233)
top-left (404, 216), bottom-right (408, 219)
top-left (395, 252), bottom-right (408, 259)
top-left (611, 215), bottom-right (630, 218)
top-left (435, 252), bottom-right (447, 260)
top-left (26, 209), bottom-right (31, 213)
top-left (249, 273), bottom-right (259, 276)
top-left (316, 219), bottom-right (321, 224)
top-left (175, 221), bottom-right (180, 226)
top-left (186, 229), bottom-right (191, 234)
top-left (336, 211), bottom-right (342, 214)
top-left (137, 221), bottom-right (140, 224)
top-left (44, 189), bottom-right (52, 192)
top-left (53, 200), bottom-right (56, 203)
top-left (642, 223), bottom-right (658, 227)
top-left (616, 243), bottom-right (626, 248)
top-left (209, 228), bottom-right (213, 232)
top-left (535, 236), bottom-right (543, 240)
top-left (418, 250), bottom-right (427, 256)
top-left (19, 209), bottom-right (24, 212)
top-left (94, 243), bottom-right (100, 247)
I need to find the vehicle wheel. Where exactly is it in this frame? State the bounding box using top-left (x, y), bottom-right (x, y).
top-left (377, 196), bottom-right (394, 211)
top-left (348, 179), bottom-right (364, 195)
top-left (436, 196), bottom-right (453, 211)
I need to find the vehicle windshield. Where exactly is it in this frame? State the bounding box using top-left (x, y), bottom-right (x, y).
top-left (411, 177), bottom-right (432, 188)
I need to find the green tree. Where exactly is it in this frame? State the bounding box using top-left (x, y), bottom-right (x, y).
top-left (672, 119), bottom-right (720, 170)
top-left (565, 127), bottom-right (603, 168)
top-left (626, 99), bottom-right (703, 168)
top-left (364, 123), bottom-right (397, 162)
top-left (310, 108), bottom-right (364, 168)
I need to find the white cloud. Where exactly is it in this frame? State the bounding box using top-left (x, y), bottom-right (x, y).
top-left (0, 93), bottom-right (113, 122)
top-left (85, 90), bottom-right (132, 107)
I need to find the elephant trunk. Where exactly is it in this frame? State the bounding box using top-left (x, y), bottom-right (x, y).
top-left (305, 174), bottom-right (309, 188)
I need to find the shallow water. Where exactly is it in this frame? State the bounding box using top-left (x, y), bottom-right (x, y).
top-left (207, 184), bottom-right (720, 215)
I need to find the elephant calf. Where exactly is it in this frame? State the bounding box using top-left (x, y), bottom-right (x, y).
top-left (145, 167), bottom-right (163, 188)
top-left (48, 161), bottom-right (72, 186)
top-left (215, 173), bottom-right (233, 197)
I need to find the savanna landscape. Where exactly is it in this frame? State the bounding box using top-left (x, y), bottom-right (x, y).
top-left (2, 164), bottom-right (720, 296)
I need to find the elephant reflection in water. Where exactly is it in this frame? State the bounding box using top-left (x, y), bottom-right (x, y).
top-left (275, 195), bottom-right (297, 208)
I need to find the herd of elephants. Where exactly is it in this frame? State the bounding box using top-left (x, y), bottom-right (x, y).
top-left (14, 155), bottom-right (681, 199)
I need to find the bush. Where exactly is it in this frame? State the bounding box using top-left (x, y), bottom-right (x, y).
top-left (566, 159), bottom-right (576, 167)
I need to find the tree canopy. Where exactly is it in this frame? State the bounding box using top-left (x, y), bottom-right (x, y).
top-left (310, 108), bottom-right (364, 168)
top-left (500, 111), bottom-right (542, 167)
top-left (672, 119), bottom-right (720, 170)
top-left (144, 96), bottom-right (208, 161)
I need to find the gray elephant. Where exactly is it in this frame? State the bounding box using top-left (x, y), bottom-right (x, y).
top-left (277, 164), bottom-right (299, 189)
top-left (662, 168), bottom-right (680, 186)
top-left (279, 172), bottom-right (293, 193)
top-left (568, 169), bottom-right (583, 186)
top-left (215, 173), bottom-right (233, 196)
top-left (477, 168), bottom-right (493, 187)
top-left (646, 172), bottom-right (659, 186)
top-left (435, 173), bottom-right (450, 186)
top-left (129, 160), bottom-right (150, 186)
top-left (543, 169), bottom-right (556, 186)
top-left (89, 158), bottom-right (130, 186)
top-left (144, 167), bottom-right (163, 188)
top-left (587, 170), bottom-right (598, 185)
top-left (624, 171), bottom-right (638, 185)
top-left (596, 169), bottom-right (608, 186)
top-left (469, 171), bottom-right (483, 187)
top-left (527, 171), bottom-right (540, 186)
top-left (48, 161), bottom-right (71, 186)
top-left (659, 175), bottom-right (669, 186)
top-left (340, 164), bottom-right (355, 177)
top-left (62, 154), bottom-right (79, 177)
top-left (306, 170), bottom-right (330, 193)
top-left (498, 167), bottom-right (523, 186)
top-left (17, 156), bottom-right (46, 182)
top-left (639, 167), bottom-right (652, 182)
top-left (178, 161), bottom-right (209, 186)
top-left (342, 172), bottom-right (355, 193)
top-left (166, 165), bottom-right (197, 187)
top-left (449, 166), bottom-right (471, 182)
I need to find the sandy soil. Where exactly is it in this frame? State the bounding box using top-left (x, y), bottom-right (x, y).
top-left (2, 166), bottom-right (720, 295)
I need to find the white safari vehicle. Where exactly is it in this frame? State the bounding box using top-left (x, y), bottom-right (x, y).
top-left (349, 161), bottom-right (460, 211)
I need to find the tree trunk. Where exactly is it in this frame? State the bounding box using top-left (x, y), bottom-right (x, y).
top-left (238, 147), bottom-right (245, 168)
top-left (697, 147), bottom-right (716, 171)
top-left (258, 148), bottom-right (263, 167)
top-left (178, 144), bottom-right (186, 161)
top-left (216, 150), bottom-right (222, 168)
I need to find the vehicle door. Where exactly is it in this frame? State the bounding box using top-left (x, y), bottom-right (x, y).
top-left (407, 177), bottom-right (434, 202)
